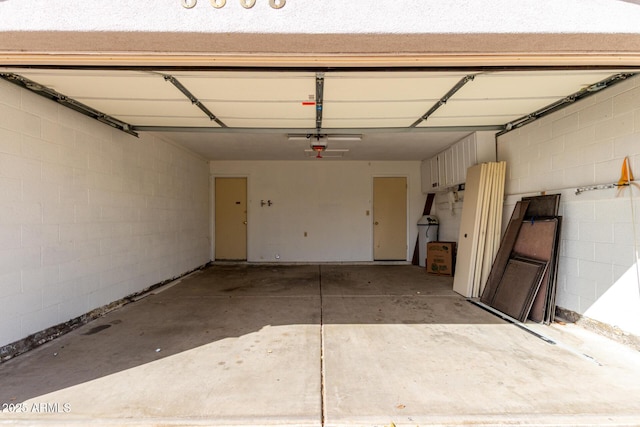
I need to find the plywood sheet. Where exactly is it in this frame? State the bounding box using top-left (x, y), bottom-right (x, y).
top-left (472, 162), bottom-right (494, 296)
top-left (491, 257), bottom-right (548, 322)
top-left (547, 217), bottom-right (563, 324)
top-left (480, 200), bottom-right (530, 304)
top-left (453, 164), bottom-right (486, 297)
top-left (479, 161), bottom-right (507, 291)
top-left (522, 194), bottom-right (561, 218)
top-left (513, 218), bottom-right (559, 323)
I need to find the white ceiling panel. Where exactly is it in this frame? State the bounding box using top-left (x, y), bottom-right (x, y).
top-left (221, 118), bottom-right (315, 128)
top-left (419, 115), bottom-right (522, 127)
top-left (174, 71), bottom-right (316, 102)
top-left (432, 98), bottom-right (561, 119)
top-left (208, 102), bottom-right (315, 120)
top-left (324, 101), bottom-right (428, 120)
top-left (81, 99), bottom-right (203, 118)
top-left (322, 118), bottom-right (414, 128)
top-left (324, 72), bottom-right (468, 102)
top-left (117, 116), bottom-right (221, 127)
top-left (16, 70), bottom-right (179, 100)
top-left (457, 71), bottom-right (618, 99)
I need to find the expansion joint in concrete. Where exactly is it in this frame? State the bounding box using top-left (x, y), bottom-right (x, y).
top-left (319, 264), bottom-right (326, 427)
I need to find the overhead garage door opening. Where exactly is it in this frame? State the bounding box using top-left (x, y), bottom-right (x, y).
top-left (0, 68), bottom-right (634, 161)
top-left (1, 50), bottom-right (640, 427)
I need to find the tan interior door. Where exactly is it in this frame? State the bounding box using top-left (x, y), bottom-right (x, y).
top-left (215, 178), bottom-right (247, 260)
top-left (373, 177), bottom-right (407, 260)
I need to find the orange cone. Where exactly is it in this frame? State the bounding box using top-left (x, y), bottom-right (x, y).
top-left (618, 156), bottom-right (634, 186)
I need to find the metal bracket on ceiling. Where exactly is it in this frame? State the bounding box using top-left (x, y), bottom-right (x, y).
top-left (410, 74), bottom-right (476, 128)
top-left (315, 72), bottom-right (325, 136)
top-left (0, 72), bottom-right (138, 137)
top-left (162, 74), bottom-right (227, 128)
top-left (498, 72), bottom-right (637, 136)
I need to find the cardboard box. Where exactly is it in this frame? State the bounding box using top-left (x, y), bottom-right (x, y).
top-left (426, 242), bottom-right (456, 276)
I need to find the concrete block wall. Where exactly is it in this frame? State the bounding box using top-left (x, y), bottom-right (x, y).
top-left (0, 79), bottom-right (210, 348)
top-left (497, 74), bottom-right (640, 336)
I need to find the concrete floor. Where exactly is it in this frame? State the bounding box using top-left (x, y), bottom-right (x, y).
top-left (1, 264), bottom-right (640, 426)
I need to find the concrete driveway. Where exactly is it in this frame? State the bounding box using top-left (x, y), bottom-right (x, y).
top-left (1, 264), bottom-right (640, 426)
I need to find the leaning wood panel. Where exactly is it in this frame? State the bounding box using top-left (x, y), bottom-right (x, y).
top-left (453, 164), bottom-right (486, 297)
top-left (491, 257), bottom-right (548, 322)
top-left (480, 161), bottom-right (506, 293)
top-left (547, 217), bottom-right (563, 323)
top-left (472, 162), bottom-right (492, 297)
top-left (512, 218), bottom-right (559, 323)
top-left (522, 194), bottom-right (560, 218)
top-left (480, 200), bottom-right (530, 304)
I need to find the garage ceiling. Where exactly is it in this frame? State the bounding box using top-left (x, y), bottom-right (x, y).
top-left (0, 68), bottom-right (634, 161)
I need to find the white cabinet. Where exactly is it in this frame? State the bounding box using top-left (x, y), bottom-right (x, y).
top-left (420, 156), bottom-right (441, 192)
top-left (420, 131), bottom-right (496, 193)
top-left (430, 157), bottom-right (439, 190)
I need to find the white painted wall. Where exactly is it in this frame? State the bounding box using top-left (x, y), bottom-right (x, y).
top-left (0, 79), bottom-right (210, 348)
top-left (497, 75), bottom-right (640, 336)
top-left (431, 191), bottom-right (465, 243)
top-left (210, 161), bottom-right (424, 263)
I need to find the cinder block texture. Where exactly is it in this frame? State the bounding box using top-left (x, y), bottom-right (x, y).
top-left (0, 79), bottom-right (210, 347)
top-left (498, 75), bottom-right (640, 335)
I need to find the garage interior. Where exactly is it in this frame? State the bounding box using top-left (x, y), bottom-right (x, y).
top-left (2, 264), bottom-right (640, 426)
top-left (2, 1), bottom-right (640, 425)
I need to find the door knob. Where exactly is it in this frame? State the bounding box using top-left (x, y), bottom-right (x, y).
top-left (374, 221), bottom-right (379, 225)
top-left (243, 221), bottom-right (247, 225)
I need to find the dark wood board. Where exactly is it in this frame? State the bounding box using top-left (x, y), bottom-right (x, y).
top-left (412, 193), bottom-right (436, 265)
top-left (522, 194), bottom-right (560, 218)
top-left (512, 218), bottom-right (559, 323)
top-left (490, 256), bottom-right (548, 322)
top-left (546, 217), bottom-right (562, 324)
top-left (480, 200), bottom-right (530, 304)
